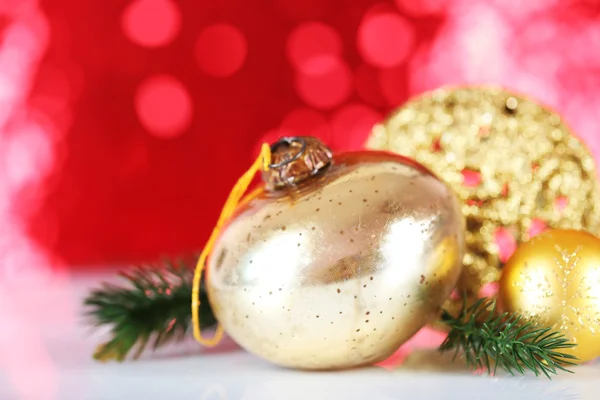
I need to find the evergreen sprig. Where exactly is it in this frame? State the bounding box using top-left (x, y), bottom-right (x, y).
top-left (84, 260), bottom-right (579, 378)
top-left (83, 258), bottom-right (217, 362)
top-left (440, 296), bottom-right (578, 378)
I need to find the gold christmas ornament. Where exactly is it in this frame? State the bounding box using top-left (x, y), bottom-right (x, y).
top-left (193, 136), bottom-right (465, 370)
top-left (499, 229), bottom-right (600, 363)
top-left (367, 86), bottom-right (600, 318)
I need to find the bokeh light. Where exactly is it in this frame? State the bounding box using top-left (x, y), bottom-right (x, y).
top-left (135, 74), bottom-right (192, 138)
top-left (478, 282), bottom-right (498, 298)
top-left (196, 23), bottom-right (247, 78)
top-left (280, 107), bottom-right (331, 140)
top-left (23, 0), bottom-right (600, 273)
top-left (495, 227), bottom-right (517, 263)
top-left (364, 3), bottom-right (398, 18)
top-left (394, 0), bottom-right (449, 17)
top-left (286, 22), bottom-right (343, 75)
top-left (5, 0), bottom-right (600, 383)
top-left (528, 218), bottom-right (547, 238)
top-left (407, 2), bottom-right (515, 94)
top-left (330, 103), bottom-right (381, 150)
top-left (489, 0), bottom-right (560, 21)
top-left (0, 2), bottom-right (70, 398)
top-left (357, 12), bottom-right (415, 69)
top-left (5, 122), bottom-right (55, 190)
top-left (294, 58), bottom-right (352, 109)
top-left (121, 0), bottom-right (181, 48)
top-left (461, 169), bottom-right (482, 188)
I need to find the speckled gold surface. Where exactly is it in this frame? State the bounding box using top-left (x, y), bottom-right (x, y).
top-left (367, 86), bottom-right (600, 319)
top-left (499, 229), bottom-right (600, 363)
top-left (206, 151), bottom-right (464, 370)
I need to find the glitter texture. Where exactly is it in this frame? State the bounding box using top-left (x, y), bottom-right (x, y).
top-left (367, 86), bottom-right (600, 318)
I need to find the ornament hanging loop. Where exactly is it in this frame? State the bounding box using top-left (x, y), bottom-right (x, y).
top-left (191, 143), bottom-right (272, 347)
top-left (268, 137), bottom-right (307, 169)
top-left (264, 136), bottom-right (333, 190)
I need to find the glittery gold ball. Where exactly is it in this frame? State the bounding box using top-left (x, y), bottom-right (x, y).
top-left (499, 229), bottom-right (600, 363)
top-left (367, 86), bottom-right (600, 318)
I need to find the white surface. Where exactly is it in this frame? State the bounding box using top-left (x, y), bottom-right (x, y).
top-left (1, 270), bottom-right (599, 400)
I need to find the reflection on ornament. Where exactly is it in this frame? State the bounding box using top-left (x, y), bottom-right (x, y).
top-left (205, 136), bottom-right (465, 370)
top-left (367, 86), bottom-right (600, 319)
top-left (499, 229), bottom-right (600, 363)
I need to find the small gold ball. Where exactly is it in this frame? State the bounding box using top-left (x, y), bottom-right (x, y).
top-left (499, 229), bottom-right (600, 363)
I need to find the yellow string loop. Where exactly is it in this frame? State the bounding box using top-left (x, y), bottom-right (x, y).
top-left (192, 143), bottom-right (272, 347)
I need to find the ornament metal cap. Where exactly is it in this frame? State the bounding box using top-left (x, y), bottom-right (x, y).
top-left (263, 136), bottom-right (333, 190)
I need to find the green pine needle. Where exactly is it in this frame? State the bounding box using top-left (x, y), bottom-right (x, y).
top-left (83, 258), bottom-right (216, 362)
top-left (439, 296), bottom-right (579, 378)
top-left (84, 258), bottom-right (580, 377)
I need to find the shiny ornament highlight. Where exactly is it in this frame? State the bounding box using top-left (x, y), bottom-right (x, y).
top-left (367, 86), bottom-right (600, 319)
top-left (205, 136), bottom-right (465, 370)
top-left (499, 229), bottom-right (600, 363)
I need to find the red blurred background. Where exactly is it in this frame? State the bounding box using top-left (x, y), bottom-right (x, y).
top-left (2, 0), bottom-right (600, 273)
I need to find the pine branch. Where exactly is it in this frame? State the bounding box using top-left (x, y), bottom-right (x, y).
top-left (83, 257), bottom-right (216, 362)
top-left (439, 296), bottom-right (578, 378)
top-left (84, 257), bottom-right (580, 378)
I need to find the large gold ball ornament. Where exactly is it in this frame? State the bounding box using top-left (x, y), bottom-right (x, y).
top-left (206, 137), bottom-right (465, 370)
top-left (367, 86), bottom-right (600, 319)
top-left (499, 229), bottom-right (600, 363)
